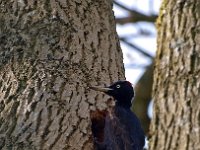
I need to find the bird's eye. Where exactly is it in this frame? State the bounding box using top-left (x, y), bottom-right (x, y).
top-left (116, 85), bottom-right (120, 88)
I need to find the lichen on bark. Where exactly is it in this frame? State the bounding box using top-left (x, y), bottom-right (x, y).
top-left (150, 0), bottom-right (200, 150)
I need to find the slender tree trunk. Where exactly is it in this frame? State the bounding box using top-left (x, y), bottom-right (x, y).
top-left (133, 64), bottom-right (153, 134)
top-left (150, 0), bottom-right (200, 150)
top-left (0, 1), bottom-right (124, 149)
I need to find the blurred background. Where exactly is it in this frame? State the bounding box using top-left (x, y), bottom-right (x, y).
top-left (113, 0), bottom-right (161, 139)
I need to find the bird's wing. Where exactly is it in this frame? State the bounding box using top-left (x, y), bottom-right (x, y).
top-left (106, 108), bottom-right (145, 150)
top-left (104, 113), bottom-right (138, 150)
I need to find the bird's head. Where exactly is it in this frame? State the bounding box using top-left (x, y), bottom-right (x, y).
top-left (90, 80), bottom-right (134, 108)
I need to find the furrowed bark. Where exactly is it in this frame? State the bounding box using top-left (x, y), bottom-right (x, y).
top-left (0, 0), bottom-right (124, 149)
top-left (150, 0), bottom-right (200, 149)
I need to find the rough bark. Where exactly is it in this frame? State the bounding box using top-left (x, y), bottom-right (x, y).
top-left (149, 0), bottom-right (200, 150)
top-left (0, 0), bottom-right (125, 149)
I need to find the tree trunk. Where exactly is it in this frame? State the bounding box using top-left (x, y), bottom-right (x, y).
top-left (133, 63), bottom-right (153, 134)
top-left (0, 1), bottom-right (125, 149)
top-left (150, 0), bottom-right (200, 150)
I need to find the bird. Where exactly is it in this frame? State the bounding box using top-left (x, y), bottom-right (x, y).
top-left (90, 80), bottom-right (145, 150)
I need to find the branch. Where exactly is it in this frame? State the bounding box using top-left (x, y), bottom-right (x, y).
top-left (116, 15), bottom-right (157, 24)
top-left (120, 38), bottom-right (153, 59)
top-left (114, 1), bottom-right (157, 23)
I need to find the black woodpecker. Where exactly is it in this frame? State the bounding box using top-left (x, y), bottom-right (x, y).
top-left (90, 80), bottom-right (145, 150)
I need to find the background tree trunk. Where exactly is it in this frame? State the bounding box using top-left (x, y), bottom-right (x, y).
top-left (0, 1), bottom-right (125, 149)
top-left (150, 0), bottom-right (200, 149)
top-left (133, 63), bottom-right (153, 134)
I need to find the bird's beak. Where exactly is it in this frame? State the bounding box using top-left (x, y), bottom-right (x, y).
top-left (90, 86), bottom-right (113, 92)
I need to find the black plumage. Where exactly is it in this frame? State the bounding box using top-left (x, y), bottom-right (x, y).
top-left (90, 80), bottom-right (145, 150)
